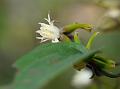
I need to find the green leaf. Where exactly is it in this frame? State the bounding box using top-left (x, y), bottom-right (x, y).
top-left (14, 42), bottom-right (84, 70)
top-left (63, 23), bottom-right (92, 34)
top-left (13, 42), bottom-right (98, 89)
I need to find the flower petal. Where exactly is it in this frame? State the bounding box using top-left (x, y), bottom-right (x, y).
top-left (36, 30), bottom-right (41, 34)
top-left (52, 38), bottom-right (59, 43)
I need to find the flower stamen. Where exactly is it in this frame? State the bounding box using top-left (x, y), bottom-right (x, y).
top-left (36, 14), bottom-right (60, 43)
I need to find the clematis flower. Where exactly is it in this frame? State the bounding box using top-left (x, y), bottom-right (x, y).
top-left (36, 14), bottom-right (60, 43)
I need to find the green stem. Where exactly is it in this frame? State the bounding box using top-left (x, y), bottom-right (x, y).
top-left (86, 32), bottom-right (99, 49)
top-left (73, 32), bottom-right (81, 44)
top-left (93, 56), bottom-right (115, 69)
top-left (101, 69), bottom-right (120, 78)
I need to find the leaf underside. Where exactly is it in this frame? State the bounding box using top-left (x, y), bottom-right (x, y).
top-left (14, 42), bottom-right (98, 89)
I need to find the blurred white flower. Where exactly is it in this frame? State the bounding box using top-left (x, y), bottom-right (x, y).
top-left (36, 14), bottom-right (60, 43)
top-left (71, 67), bottom-right (93, 88)
top-left (107, 9), bottom-right (120, 18)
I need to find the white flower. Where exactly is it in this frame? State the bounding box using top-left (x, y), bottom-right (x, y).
top-left (71, 67), bottom-right (93, 88)
top-left (36, 14), bottom-right (60, 43)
